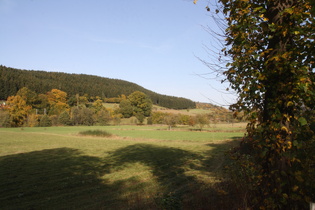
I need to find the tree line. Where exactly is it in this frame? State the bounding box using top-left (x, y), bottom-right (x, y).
top-left (0, 87), bottom-right (157, 127)
top-left (0, 86), bottom-right (235, 128)
top-left (0, 65), bottom-right (196, 109)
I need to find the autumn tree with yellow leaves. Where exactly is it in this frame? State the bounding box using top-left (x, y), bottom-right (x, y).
top-left (46, 89), bottom-right (69, 115)
top-left (6, 95), bottom-right (31, 127)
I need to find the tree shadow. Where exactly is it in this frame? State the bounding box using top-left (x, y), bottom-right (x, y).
top-left (106, 140), bottom-right (242, 210)
top-left (106, 144), bottom-right (200, 209)
top-left (203, 137), bottom-right (241, 172)
top-left (0, 139), bottom-right (243, 209)
top-left (197, 138), bottom-right (243, 210)
top-left (0, 147), bottom-right (149, 210)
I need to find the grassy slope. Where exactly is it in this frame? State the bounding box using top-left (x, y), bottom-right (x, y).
top-left (0, 125), bottom-right (245, 209)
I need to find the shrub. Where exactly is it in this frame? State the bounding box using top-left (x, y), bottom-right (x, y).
top-left (0, 110), bottom-right (10, 127)
top-left (95, 109), bottom-right (111, 125)
top-left (58, 111), bottom-right (72, 125)
top-left (79, 130), bottom-right (112, 137)
top-left (39, 115), bottom-right (52, 127)
top-left (147, 117), bottom-right (153, 125)
top-left (26, 113), bottom-right (39, 127)
top-left (49, 115), bottom-right (58, 126)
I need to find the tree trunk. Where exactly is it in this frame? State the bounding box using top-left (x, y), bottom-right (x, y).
top-left (262, 0), bottom-right (295, 123)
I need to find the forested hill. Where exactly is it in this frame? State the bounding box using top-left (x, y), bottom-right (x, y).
top-left (0, 65), bottom-right (196, 109)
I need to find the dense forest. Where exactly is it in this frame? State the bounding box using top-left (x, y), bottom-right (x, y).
top-left (0, 65), bottom-right (196, 109)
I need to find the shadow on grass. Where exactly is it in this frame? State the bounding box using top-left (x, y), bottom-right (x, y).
top-left (0, 138), bottom-right (243, 209)
top-left (0, 148), bottom-right (147, 210)
top-left (107, 144), bottom-right (201, 209)
top-left (196, 138), bottom-right (244, 209)
top-left (106, 140), bottom-right (243, 210)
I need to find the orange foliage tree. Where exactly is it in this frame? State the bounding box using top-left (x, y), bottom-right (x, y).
top-left (6, 95), bottom-right (31, 127)
top-left (47, 89), bottom-right (69, 115)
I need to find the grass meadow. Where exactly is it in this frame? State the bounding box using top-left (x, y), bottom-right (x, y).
top-left (0, 123), bottom-right (245, 209)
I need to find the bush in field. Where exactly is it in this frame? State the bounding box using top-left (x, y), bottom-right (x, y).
top-left (58, 111), bottom-right (72, 126)
top-left (147, 117), bottom-right (153, 125)
top-left (0, 110), bottom-right (10, 127)
top-left (95, 109), bottom-right (112, 125)
top-left (194, 114), bottom-right (210, 131)
top-left (71, 107), bottom-right (81, 125)
top-left (70, 107), bottom-right (95, 126)
top-left (112, 115), bottom-right (121, 125)
top-left (49, 115), bottom-right (58, 126)
top-left (79, 129), bottom-right (112, 137)
top-left (164, 114), bottom-right (179, 130)
top-left (151, 112), bottom-right (196, 127)
top-left (188, 116), bottom-right (196, 127)
top-left (26, 113), bottom-right (39, 127)
top-left (135, 112), bottom-right (145, 125)
top-left (39, 115), bottom-right (52, 127)
top-left (151, 111), bottom-right (168, 124)
top-left (119, 99), bottom-right (133, 118)
top-left (178, 114), bottom-right (190, 125)
top-left (80, 108), bottom-right (95, 126)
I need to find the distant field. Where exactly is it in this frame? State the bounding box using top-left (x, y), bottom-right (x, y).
top-left (103, 103), bottom-right (120, 110)
top-left (104, 103), bottom-right (228, 116)
top-left (151, 104), bottom-right (204, 115)
top-left (0, 124), bottom-right (245, 209)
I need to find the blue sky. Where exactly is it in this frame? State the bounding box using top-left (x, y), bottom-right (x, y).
top-left (0, 0), bottom-right (235, 106)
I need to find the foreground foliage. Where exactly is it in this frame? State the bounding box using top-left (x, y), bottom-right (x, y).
top-left (217, 0), bottom-right (315, 208)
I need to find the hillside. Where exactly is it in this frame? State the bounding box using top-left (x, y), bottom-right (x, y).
top-left (0, 65), bottom-right (195, 109)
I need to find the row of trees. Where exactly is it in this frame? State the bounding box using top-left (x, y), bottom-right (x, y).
top-left (0, 86), bottom-right (235, 128)
top-left (0, 66), bottom-right (196, 109)
top-left (149, 112), bottom-right (214, 130)
top-left (0, 87), bottom-right (153, 127)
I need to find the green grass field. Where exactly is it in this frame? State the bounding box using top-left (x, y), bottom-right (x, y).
top-left (0, 124), bottom-right (245, 209)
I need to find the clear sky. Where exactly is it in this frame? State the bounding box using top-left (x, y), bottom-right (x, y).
top-left (0, 0), bottom-right (236, 106)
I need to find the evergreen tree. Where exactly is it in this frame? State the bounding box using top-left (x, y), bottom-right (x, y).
top-left (0, 66), bottom-right (196, 109)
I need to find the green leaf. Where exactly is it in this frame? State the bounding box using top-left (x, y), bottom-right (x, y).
top-left (253, 6), bottom-right (263, 13)
top-left (260, 149), bottom-right (267, 158)
top-left (298, 117), bottom-right (307, 126)
top-left (284, 7), bottom-right (294, 14)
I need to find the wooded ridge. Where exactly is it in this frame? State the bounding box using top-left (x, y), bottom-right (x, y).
top-left (0, 65), bottom-right (196, 109)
